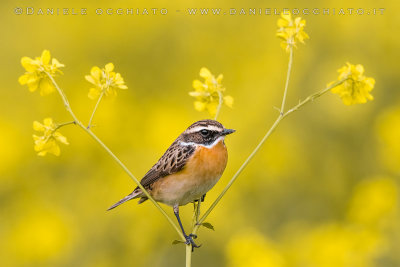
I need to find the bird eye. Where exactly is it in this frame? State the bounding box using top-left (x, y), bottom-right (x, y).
top-left (200, 129), bottom-right (210, 137)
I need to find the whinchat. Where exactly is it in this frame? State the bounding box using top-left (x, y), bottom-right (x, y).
top-left (108, 120), bottom-right (235, 249)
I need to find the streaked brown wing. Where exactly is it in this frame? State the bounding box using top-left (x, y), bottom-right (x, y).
top-left (137, 141), bottom-right (196, 189)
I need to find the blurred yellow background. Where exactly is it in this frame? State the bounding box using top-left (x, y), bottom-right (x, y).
top-left (1, 0), bottom-right (399, 266)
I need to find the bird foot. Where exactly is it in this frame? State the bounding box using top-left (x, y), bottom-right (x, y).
top-left (189, 234), bottom-right (197, 239)
top-left (185, 234), bottom-right (201, 252)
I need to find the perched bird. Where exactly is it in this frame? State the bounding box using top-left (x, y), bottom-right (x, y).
top-left (108, 119), bottom-right (235, 248)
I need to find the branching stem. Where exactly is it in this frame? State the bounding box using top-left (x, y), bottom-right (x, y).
top-left (55, 121), bottom-right (76, 131)
top-left (44, 71), bottom-right (185, 242)
top-left (214, 91), bottom-right (223, 120)
top-left (280, 47), bottom-right (294, 114)
top-left (43, 52), bottom-right (347, 267)
top-left (88, 91), bottom-right (105, 128)
top-left (192, 65), bottom-right (347, 237)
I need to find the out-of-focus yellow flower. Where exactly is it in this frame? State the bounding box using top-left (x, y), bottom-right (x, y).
top-left (33, 118), bottom-right (69, 156)
top-left (375, 106), bottom-right (400, 173)
top-left (330, 62), bottom-right (375, 105)
top-left (276, 12), bottom-right (309, 52)
top-left (18, 50), bottom-right (64, 96)
top-left (294, 223), bottom-right (382, 267)
top-left (347, 177), bottom-right (397, 226)
top-left (85, 63), bottom-right (128, 100)
top-left (189, 67), bottom-right (233, 116)
top-left (8, 209), bottom-right (72, 263)
top-left (226, 230), bottom-right (285, 267)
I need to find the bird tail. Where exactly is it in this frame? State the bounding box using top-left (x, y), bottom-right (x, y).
top-left (107, 190), bottom-right (142, 211)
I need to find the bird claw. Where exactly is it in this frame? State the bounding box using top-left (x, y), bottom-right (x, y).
top-left (185, 235), bottom-right (201, 252)
top-left (189, 233), bottom-right (197, 239)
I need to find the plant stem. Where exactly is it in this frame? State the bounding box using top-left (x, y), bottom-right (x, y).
top-left (186, 245), bottom-right (192, 267)
top-left (190, 81), bottom-right (223, 255)
top-left (284, 79), bottom-right (346, 117)
top-left (88, 91), bottom-right (105, 128)
top-left (83, 128), bottom-right (185, 239)
top-left (44, 71), bottom-right (185, 242)
top-left (191, 200), bottom-right (201, 229)
top-left (193, 47), bottom-right (294, 235)
top-left (195, 200), bottom-right (201, 224)
top-left (280, 47), bottom-right (294, 114)
top-left (192, 78), bottom-right (347, 235)
top-left (55, 121), bottom-right (76, 130)
top-left (192, 115), bottom-right (282, 235)
top-left (214, 91), bottom-right (223, 120)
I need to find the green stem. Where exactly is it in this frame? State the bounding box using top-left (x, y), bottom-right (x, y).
top-left (280, 47), bottom-right (294, 114)
top-left (284, 79), bottom-right (346, 117)
top-left (186, 245), bottom-right (192, 267)
top-left (193, 116), bottom-right (282, 235)
top-left (88, 91), bottom-right (105, 128)
top-left (44, 71), bottom-right (185, 242)
top-left (195, 200), bottom-right (201, 225)
top-left (214, 91), bottom-right (223, 120)
top-left (191, 200), bottom-right (201, 229)
top-left (55, 121), bottom-right (76, 130)
top-left (83, 128), bottom-right (184, 239)
top-left (191, 76), bottom-right (223, 256)
top-left (192, 78), bottom-right (347, 235)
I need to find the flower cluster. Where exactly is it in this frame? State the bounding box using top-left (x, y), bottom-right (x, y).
top-left (189, 67), bottom-right (233, 117)
top-left (330, 62), bottom-right (375, 105)
top-left (18, 50), bottom-right (64, 95)
top-left (276, 12), bottom-right (309, 52)
top-left (33, 118), bottom-right (69, 156)
top-left (85, 63), bottom-right (128, 100)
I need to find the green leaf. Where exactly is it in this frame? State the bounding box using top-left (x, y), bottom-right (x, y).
top-left (202, 222), bottom-right (215, 231)
top-left (172, 240), bottom-right (185, 245)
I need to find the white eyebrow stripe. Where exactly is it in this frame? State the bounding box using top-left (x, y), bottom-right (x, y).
top-left (185, 125), bottom-right (222, 134)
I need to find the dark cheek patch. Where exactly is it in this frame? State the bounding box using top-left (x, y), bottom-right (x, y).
top-left (204, 132), bottom-right (219, 146)
top-left (184, 131), bottom-right (220, 145)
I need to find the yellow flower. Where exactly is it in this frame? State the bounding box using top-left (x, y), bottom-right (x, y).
top-left (226, 230), bottom-right (285, 267)
top-left (18, 50), bottom-right (64, 95)
top-left (276, 12), bottom-right (309, 52)
top-left (347, 177), bottom-right (397, 226)
top-left (189, 67), bottom-right (233, 116)
top-left (375, 106), bottom-right (400, 173)
top-left (296, 223), bottom-right (382, 267)
top-left (85, 63), bottom-right (128, 100)
top-left (330, 62), bottom-right (375, 105)
top-left (33, 118), bottom-right (69, 156)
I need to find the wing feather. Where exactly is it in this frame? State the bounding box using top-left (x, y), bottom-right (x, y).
top-left (138, 141), bottom-right (196, 189)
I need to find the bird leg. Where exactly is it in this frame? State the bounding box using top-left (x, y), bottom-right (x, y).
top-left (173, 204), bottom-right (201, 252)
top-left (193, 194), bottom-right (206, 203)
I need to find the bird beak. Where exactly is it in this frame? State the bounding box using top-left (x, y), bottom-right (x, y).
top-left (222, 128), bottom-right (236, 135)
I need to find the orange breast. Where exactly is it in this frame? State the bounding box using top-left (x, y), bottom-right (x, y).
top-left (186, 140), bottom-right (228, 178)
top-left (151, 140), bottom-right (228, 206)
